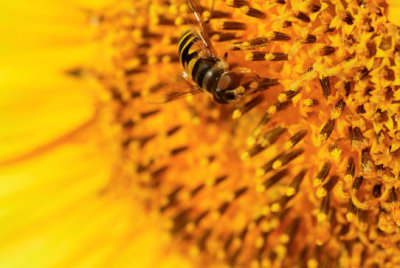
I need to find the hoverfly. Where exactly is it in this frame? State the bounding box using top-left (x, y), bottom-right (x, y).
top-left (178, 0), bottom-right (245, 104)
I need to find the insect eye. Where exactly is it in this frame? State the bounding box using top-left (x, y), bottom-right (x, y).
top-left (218, 72), bottom-right (240, 91)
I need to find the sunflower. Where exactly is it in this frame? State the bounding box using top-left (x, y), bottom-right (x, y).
top-left (1, 0), bottom-right (400, 267)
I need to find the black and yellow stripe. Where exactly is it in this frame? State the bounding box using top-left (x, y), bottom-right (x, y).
top-left (178, 30), bottom-right (222, 94)
top-left (178, 30), bottom-right (200, 68)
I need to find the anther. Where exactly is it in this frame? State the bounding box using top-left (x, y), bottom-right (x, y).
top-left (211, 32), bottom-right (239, 42)
top-left (273, 149), bottom-right (304, 169)
top-left (372, 184), bottom-right (382, 198)
top-left (268, 31), bottom-right (291, 41)
top-left (263, 169), bottom-right (289, 188)
top-left (233, 95), bottom-right (264, 119)
top-left (318, 119), bottom-right (335, 145)
top-left (284, 129), bottom-right (307, 149)
top-left (361, 148), bottom-right (372, 173)
top-left (318, 195), bottom-right (330, 222)
top-left (321, 46), bottom-right (336, 56)
top-left (170, 146), bottom-right (189, 156)
top-left (256, 153), bottom-right (285, 176)
top-left (346, 200), bottom-right (358, 222)
top-left (214, 175), bottom-right (228, 186)
top-left (234, 187), bottom-right (249, 199)
top-left (388, 187), bottom-right (397, 203)
top-left (226, 0), bottom-right (247, 8)
top-left (190, 184), bottom-right (205, 197)
top-left (217, 21), bottom-right (247, 30)
top-left (229, 38), bottom-right (269, 50)
top-left (352, 176), bottom-right (364, 192)
top-left (343, 12), bottom-right (354, 25)
top-left (249, 78), bottom-right (279, 92)
top-left (286, 169), bottom-right (307, 196)
top-left (319, 77), bottom-right (331, 99)
top-left (295, 11), bottom-right (311, 23)
top-left (356, 104), bottom-right (366, 114)
top-left (316, 175), bottom-right (339, 198)
top-left (303, 98), bottom-right (319, 107)
top-left (344, 81), bottom-right (352, 96)
top-left (349, 127), bottom-right (366, 146)
top-left (314, 161), bottom-right (331, 186)
top-left (240, 6), bottom-right (266, 19)
top-left (331, 99), bottom-right (345, 118)
top-left (303, 34), bottom-right (317, 43)
top-left (245, 52), bottom-right (288, 61)
top-left (268, 101), bottom-right (291, 114)
top-left (278, 89), bottom-right (300, 102)
top-left (167, 125), bottom-right (182, 136)
top-left (260, 127), bottom-right (287, 147)
top-left (310, 5), bottom-right (321, 12)
top-left (282, 20), bottom-right (292, 28)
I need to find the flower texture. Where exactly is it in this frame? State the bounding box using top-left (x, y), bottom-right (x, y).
top-left (2, 0), bottom-right (400, 267)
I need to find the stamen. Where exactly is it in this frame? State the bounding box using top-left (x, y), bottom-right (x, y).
top-left (190, 183), bottom-right (205, 197)
top-left (344, 157), bottom-right (356, 185)
top-left (344, 81), bottom-right (352, 96)
top-left (316, 175), bottom-right (339, 198)
top-left (256, 153), bottom-right (285, 176)
top-left (211, 32), bottom-right (239, 42)
top-left (263, 169), bottom-right (289, 188)
top-left (260, 127), bottom-right (287, 147)
top-left (346, 199), bottom-right (358, 222)
top-left (319, 77), bottom-right (331, 99)
top-left (318, 195), bottom-right (330, 222)
top-left (204, 10), bottom-right (231, 19)
top-left (331, 99), bottom-right (345, 118)
top-left (167, 125), bottom-right (182, 136)
top-left (321, 46), bottom-right (336, 56)
top-left (240, 6), bottom-right (266, 19)
top-left (317, 119), bottom-right (335, 145)
top-left (245, 52), bottom-right (288, 61)
top-left (343, 12), bottom-right (354, 25)
top-left (267, 31), bottom-right (291, 41)
top-left (295, 11), bottom-right (311, 23)
top-left (229, 38), bottom-right (269, 50)
top-left (314, 161), bottom-right (331, 186)
top-left (214, 175), bottom-right (228, 186)
top-left (226, 0), bottom-right (247, 8)
top-left (303, 98), bottom-right (319, 107)
top-left (193, 210), bottom-right (209, 226)
top-left (303, 34), bottom-right (317, 43)
top-left (310, 5), bottom-right (321, 12)
top-left (372, 184), bottom-right (382, 198)
top-left (349, 127), bottom-right (366, 146)
top-left (356, 104), bottom-right (366, 114)
top-left (286, 169), bottom-right (307, 196)
top-left (170, 146), bottom-right (189, 156)
top-left (388, 187), bottom-right (397, 203)
top-left (172, 208), bottom-right (192, 233)
top-left (267, 101), bottom-right (291, 114)
top-left (361, 148), bottom-right (372, 174)
top-left (352, 176), bottom-right (364, 193)
top-left (217, 21), bottom-right (247, 30)
top-left (272, 149), bottom-right (304, 169)
top-left (278, 89), bottom-right (301, 102)
top-left (284, 129), bottom-right (307, 149)
top-left (232, 95), bottom-right (264, 119)
top-left (248, 78), bottom-right (279, 92)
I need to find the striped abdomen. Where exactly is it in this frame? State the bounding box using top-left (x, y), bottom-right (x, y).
top-left (178, 30), bottom-right (224, 94)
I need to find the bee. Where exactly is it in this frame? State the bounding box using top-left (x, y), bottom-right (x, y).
top-left (178, 0), bottom-right (244, 104)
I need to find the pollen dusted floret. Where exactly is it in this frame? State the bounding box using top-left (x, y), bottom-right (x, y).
top-left (98, 0), bottom-right (400, 267)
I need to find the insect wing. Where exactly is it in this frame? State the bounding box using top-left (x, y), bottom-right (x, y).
top-left (186, 0), bottom-right (216, 58)
top-left (146, 75), bottom-right (203, 104)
